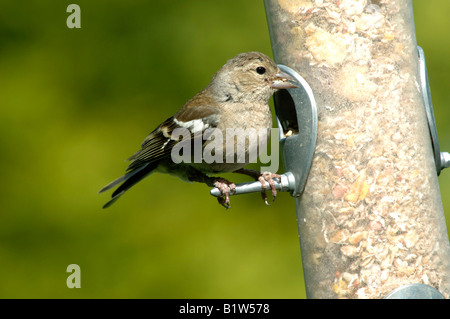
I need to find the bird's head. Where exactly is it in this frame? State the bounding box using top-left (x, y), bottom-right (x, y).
top-left (210, 52), bottom-right (297, 103)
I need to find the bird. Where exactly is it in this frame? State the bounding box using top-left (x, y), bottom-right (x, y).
top-left (99, 51), bottom-right (297, 209)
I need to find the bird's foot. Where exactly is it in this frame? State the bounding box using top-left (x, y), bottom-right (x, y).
top-left (233, 169), bottom-right (280, 205)
top-left (258, 172), bottom-right (281, 205)
top-left (214, 178), bottom-right (236, 209)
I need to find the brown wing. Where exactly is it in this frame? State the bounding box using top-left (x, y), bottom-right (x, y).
top-left (126, 105), bottom-right (221, 172)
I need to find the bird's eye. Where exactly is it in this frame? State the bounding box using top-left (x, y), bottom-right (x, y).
top-left (256, 66), bottom-right (266, 75)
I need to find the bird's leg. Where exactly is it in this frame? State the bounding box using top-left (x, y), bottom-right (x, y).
top-left (187, 169), bottom-right (236, 208)
top-left (233, 168), bottom-right (280, 205)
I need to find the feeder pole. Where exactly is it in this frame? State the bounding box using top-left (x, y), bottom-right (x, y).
top-left (264, 0), bottom-right (450, 298)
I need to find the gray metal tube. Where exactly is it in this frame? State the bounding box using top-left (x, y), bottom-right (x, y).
top-left (265, 0), bottom-right (450, 298)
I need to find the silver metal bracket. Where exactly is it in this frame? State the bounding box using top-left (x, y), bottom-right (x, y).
top-left (385, 283), bottom-right (445, 299)
top-left (418, 46), bottom-right (449, 175)
top-left (210, 65), bottom-right (318, 199)
top-left (273, 64), bottom-right (318, 197)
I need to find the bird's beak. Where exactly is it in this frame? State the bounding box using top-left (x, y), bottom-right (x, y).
top-left (270, 72), bottom-right (298, 89)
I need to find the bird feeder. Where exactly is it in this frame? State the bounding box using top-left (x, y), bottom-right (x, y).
top-left (261, 0), bottom-right (450, 298)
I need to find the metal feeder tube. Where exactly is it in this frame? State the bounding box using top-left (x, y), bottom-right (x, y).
top-left (264, 0), bottom-right (450, 299)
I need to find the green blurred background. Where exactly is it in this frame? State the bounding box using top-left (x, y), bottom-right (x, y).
top-left (0, 1), bottom-right (448, 298)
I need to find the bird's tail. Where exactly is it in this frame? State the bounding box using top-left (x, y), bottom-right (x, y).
top-left (99, 162), bottom-right (159, 209)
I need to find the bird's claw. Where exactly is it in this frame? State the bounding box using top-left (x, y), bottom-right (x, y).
top-left (258, 172), bottom-right (280, 205)
top-left (214, 178), bottom-right (236, 209)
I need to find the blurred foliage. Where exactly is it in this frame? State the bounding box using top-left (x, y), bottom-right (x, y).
top-left (0, 0), bottom-right (448, 298)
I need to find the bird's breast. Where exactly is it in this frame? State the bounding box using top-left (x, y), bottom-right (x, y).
top-left (196, 102), bottom-right (273, 172)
